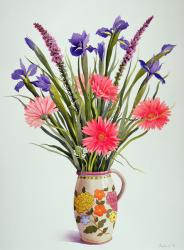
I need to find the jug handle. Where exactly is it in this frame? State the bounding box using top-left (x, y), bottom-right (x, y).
top-left (111, 169), bottom-right (126, 201)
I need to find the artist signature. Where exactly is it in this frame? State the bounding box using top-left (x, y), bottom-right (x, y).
top-left (159, 243), bottom-right (175, 248)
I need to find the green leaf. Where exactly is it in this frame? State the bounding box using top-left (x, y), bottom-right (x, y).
top-left (97, 232), bottom-right (103, 237)
top-left (118, 96), bottom-right (130, 137)
top-left (98, 201), bottom-right (105, 205)
top-left (50, 85), bottom-right (76, 141)
top-left (81, 54), bottom-right (89, 86)
top-left (86, 208), bottom-right (93, 215)
top-left (107, 45), bottom-right (118, 76)
top-left (42, 143), bottom-right (70, 157)
top-left (103, 227), bottom-right (108, 233)
top-left (76, 216), bottom-right (81, 223)
top-left (103, 187), bottom-right (108, 191)
top-left (133, 80), bottom-right (148, 109)
top-left (153, 81), bottom-right (160, 99)
top-left (98, 219), bottom-right (106, 228)
top-left (8, 96), bottom-right (27, 107)
top-left (83, 226), bottom-right (98, 234)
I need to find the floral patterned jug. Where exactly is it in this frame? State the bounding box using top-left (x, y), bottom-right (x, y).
top-left (74, 169), bottom-right (126, 244)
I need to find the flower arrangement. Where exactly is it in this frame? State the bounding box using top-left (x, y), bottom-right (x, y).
top-left (11, 16), bottom-right (175, 172)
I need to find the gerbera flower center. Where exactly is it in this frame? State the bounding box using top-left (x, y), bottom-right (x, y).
top-left (146, 113), bottom-right (157, 120)
top-left (40, 114), bottom-right (47, 120)
top-left (98, 132), bottom-right (106, 141)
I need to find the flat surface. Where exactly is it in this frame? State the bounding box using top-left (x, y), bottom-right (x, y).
top-left (0, 0), bottom-right (183, 249)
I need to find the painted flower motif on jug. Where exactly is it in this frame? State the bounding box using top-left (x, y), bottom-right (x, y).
top-left (74, 185), bottom-right (118, 236)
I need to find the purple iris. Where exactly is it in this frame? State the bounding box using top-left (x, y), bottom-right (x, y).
top-left (161, 44), bottom-right (175, 55)
top-left (80, 215), bottom-right (90, 225)
top-left (69, 31), bottom-right (95, 56)
top-left (139, 59), bottom-right (165, 84)
top-left (11, 59), bottom-right (37, 92)
top-left (96, 16), bottom-right (129, 38)
top-left (32, 75), bottom-right (51, 92)
top-left (25, 37), bottom-right (36, 50)
top-left (95, 42), bottom-right (105, 61)
top-left (118, 36), bottom-right (129, 50)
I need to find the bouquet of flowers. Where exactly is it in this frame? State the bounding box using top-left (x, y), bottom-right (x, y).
top-left (11, 16), bottom-right (175, 172)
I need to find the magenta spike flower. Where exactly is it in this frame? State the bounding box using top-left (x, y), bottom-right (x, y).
top-left (34, 23), bottom-right (63, 64)
top-left (115, 16), bottom-right (154, 84)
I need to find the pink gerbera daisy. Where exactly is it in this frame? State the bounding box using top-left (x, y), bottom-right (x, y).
top-left (89, 74), bottom-right (118, 102)
top-left (82, 116), bottom-right (119, 155)
top-left (133, 98), bottom-right (171, 130)
top-left (24, 96), bottom-right (58, 128)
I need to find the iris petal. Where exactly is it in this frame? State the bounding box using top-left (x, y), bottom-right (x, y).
top-left (27, 64), bottom-right (37, 76)
top-left (14, 81), bottom-right (24, 92)
top-left (11, 69), bottom-right (24, 80)
top-left (70, 46), bottom-right (84, 56)
top-left (139, 60), bottom-right (150, 73)
top-left (153, 73), bottom-right (165, 84)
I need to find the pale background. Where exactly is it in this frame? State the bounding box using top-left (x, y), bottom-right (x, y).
top-left (0, 0), bottom-right (183, 249)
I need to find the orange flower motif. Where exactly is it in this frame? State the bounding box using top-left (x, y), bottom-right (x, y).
top-left (94, 205), bottom-right (107, 217)
top-left (94, 189), bottom-right (105, 200)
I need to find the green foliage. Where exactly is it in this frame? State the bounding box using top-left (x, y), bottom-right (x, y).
top-left (98, 219), bottom-right (106, 228)
top-left (83, 225), bottom-right (98, 234)
top-left (13, 32), bottom-right (174, 172)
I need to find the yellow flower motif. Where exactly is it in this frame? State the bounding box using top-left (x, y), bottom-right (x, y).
top-left (74, 192), bottom-right (94, 213)
top-left (108, 211), bottom-right (117, 223)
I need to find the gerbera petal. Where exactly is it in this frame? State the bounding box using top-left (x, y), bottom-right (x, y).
top-left (133, 98), bottom-right (170, 130)
top-left (24, 96), bottom-right (57, 128)
top-left (89, 74), bottom-right (118, 102)
top-left (82, 116), bottom-right (119, 155)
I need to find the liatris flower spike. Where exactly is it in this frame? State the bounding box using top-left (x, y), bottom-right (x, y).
top-left (115, 16), bottom-right (154, 84)
top-left (11, 16), bottom-right (175, 172)
top-left (34, 23), bottom-right (63, 64)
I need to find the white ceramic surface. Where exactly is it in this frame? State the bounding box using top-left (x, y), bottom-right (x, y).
top-left (73, 170), bottom-right (125, 244)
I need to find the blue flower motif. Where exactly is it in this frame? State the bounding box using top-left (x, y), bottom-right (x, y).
top-left (80, 215), bottom-right (90, 225)
top-left (11, 59), bottom-right (37, 92)
top-left (139, 58), bottom-right (165, 84)
top-left (95, 42), bottom-right (105, 61)
top-left (96, 16), bottom-right (129, 38)
top-left (32, 75), bottom-right (51, 92)
top-left (69, 31), bottom-right (95, 57)
top-left (161, 44), bottom-right (175, 55)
